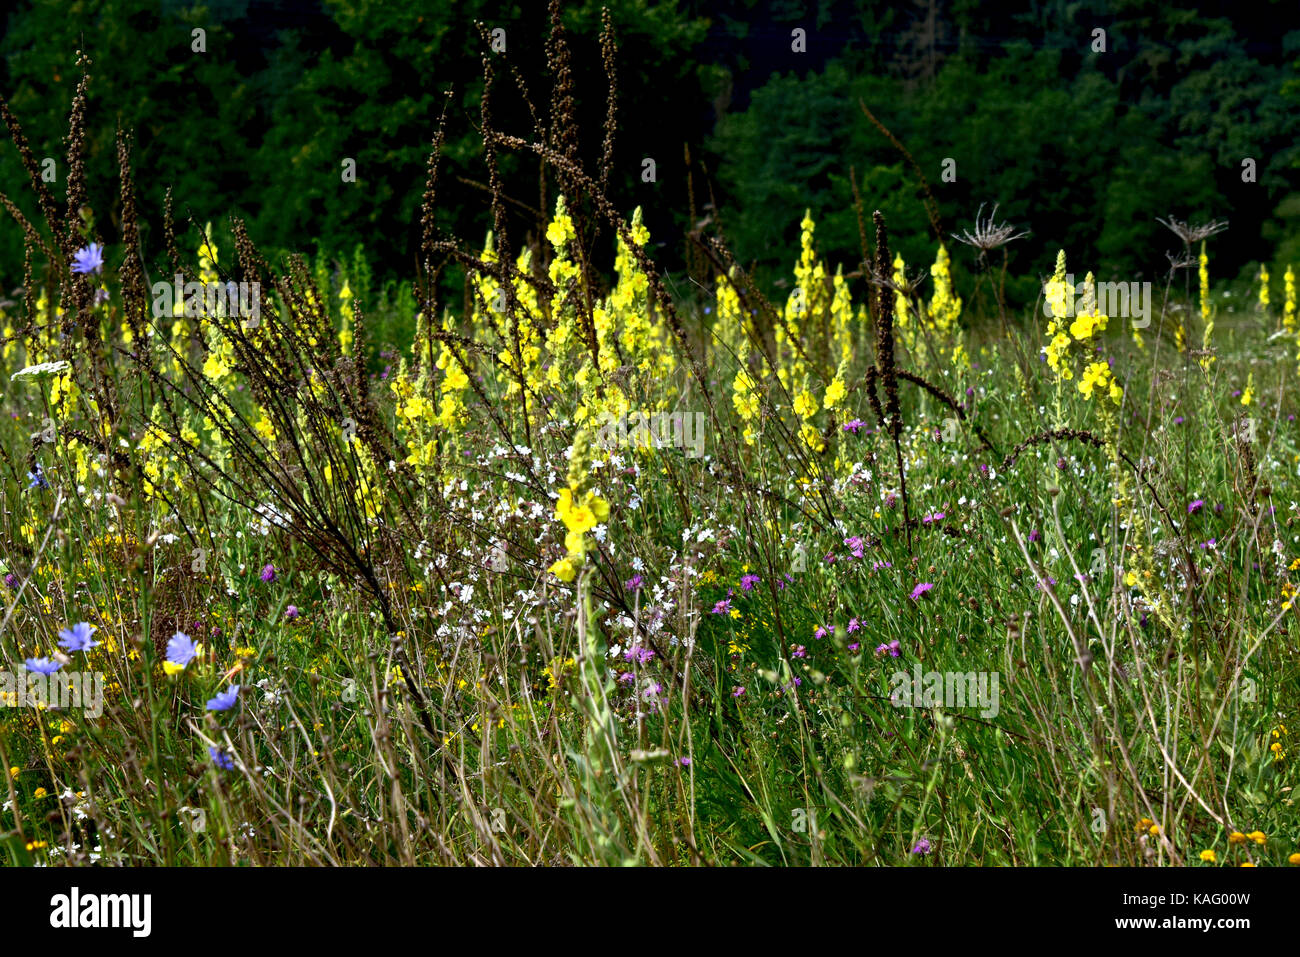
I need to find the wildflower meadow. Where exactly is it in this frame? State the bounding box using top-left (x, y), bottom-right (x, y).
top-left (0, 5), bottom-right (1296, 907)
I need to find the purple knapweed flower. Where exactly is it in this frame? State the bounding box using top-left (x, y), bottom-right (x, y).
top-left (843, 419), bottom-right (867, 435)
top-left (623, 645), bottom-right (654, 666)
top-left (285, 605), bottom-right (299, 620)
top-left (732, 686), bottom-right (746, 698)
top-left (711, 598), bottom-right (732, 615)
top-left (844, 536), bottom-right (865, 559)
top-left (910, 582), bottom-right (934, 601)
top-left (624, 574), bottom-right (643, 591)
top-left (847, 617), bottom-right (861, 633)
top-left (911, 837), bottom-right (932, 855)
top-left (260, 563), bottom-right (276, 583)
top-left (740, 573), bottom-right (761, 591)
top-left (1188, 499), bottom-right (1205, 514)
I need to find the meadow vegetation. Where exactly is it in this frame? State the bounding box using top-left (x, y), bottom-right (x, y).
top-left (0, 19), bottom-right (1296, 867)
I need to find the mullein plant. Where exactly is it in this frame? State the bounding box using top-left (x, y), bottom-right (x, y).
top-left (33, 289), bottom-right (62, 364)
top-left (825, 266), bottom-right (854, 476)
top-left (392, 312), bottom-right (438, 470)
top-left (544, 195), bottom-right (623, 441)
top-left (1042, 249), bottom-right (1075, 427)
top-left (1285, 265), bottom-right (1297, 334)
top-left (891, 251), bottom-right (919, 358)
top-left (613, 207), bottom-right (674, 388)
top-left (538, 428), bottom-right (626, 860)
top-left (1043, 254), bottom-right (1122, 427)
top-left (1073, 275), bottom-right (1121, 417)
top-left (337, 279), bottom-right (354, 356)
top-left (928, 243), bottom-right (965, 370)
top-left (137, 228), bottom-right (234, 508)
top-left (555, 429), bottom-right (624, 862)
top-left (778, 210), bottom-right (827, 456)
top-left (886, 242), bottom-right (968, 421)
top-left (723, 268), bottom-right (764, 448)
top-left (1284, 265), bottom-right (1300, 377)
top-left (547, 429), bottom-right (610, 584)
top-left (491, 240), bottom-right (545, 428)
top-left (714, 263), bottom-right (748, 358)
top-left (198, 223), bottom-right (233, 379)
top-left (544, 195), bottom-right (585, 395)
top-left (1199, 241), bottom-right (1215, 371)
top-left (578, 208), bottom-right (654, 443)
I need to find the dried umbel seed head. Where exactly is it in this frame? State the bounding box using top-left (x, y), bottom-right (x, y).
top-left (951, 203), bottom-right (1029, 255)
top-left (1156, 215), bottom-right (1228, 246)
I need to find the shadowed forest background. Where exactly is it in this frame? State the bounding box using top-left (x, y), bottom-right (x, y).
top-left (2, 0), bottom-right (1298, 309)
